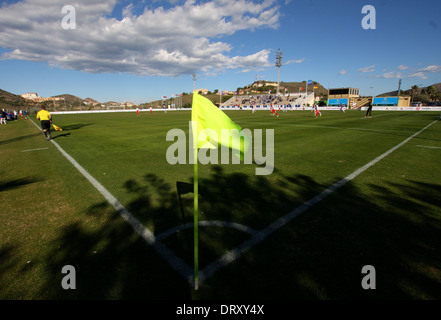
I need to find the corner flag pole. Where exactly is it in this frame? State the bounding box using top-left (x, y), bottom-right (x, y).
top-left (192, 119), bottom-right (199, 290)
top-left (190, 92), bottom-right (249, 290)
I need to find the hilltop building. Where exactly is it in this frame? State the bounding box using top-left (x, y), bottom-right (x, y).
top-left (20, 92), bottom-right (64, 103)
top-left (195, 88), bottom-right (209, 95)
top-left (21, 92), bottom-right (40, 100)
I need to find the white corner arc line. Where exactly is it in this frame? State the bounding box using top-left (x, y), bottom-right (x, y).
top-left (156, 221), bottom-right (258, 241)
top-left (29, 120), bottom-right (193, 281)
top-left (198, 118), bottom-right (439, 283)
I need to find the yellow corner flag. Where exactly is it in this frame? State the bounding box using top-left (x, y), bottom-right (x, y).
top-left (190, 92), bottom-right (250, 290)
top-left (191, 92), bottom-right (249, 160)
top-left (52, 124), bottom-right (63, 131)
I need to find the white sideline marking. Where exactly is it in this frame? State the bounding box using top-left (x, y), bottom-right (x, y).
top-left (29, 118), bottom-right (438, 287)
top-left (198, 118), bottom-right (439, 283)
top-left (21, 147), bottom-right (49, 152)
top-left (29, 120), bottom-right (193, 281)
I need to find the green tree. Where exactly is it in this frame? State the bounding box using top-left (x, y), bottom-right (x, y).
top-left (411, 85), bottom-right (419, 103)
top-left (414, 93), bottom-right (430, 104)
top-left (427, 86), bottom-right (436, 101)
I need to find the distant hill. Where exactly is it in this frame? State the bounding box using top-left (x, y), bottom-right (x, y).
top-left (237, 80), bottom-right (327, 97)
top-left (278, 81), bottom-right (328, 97)
top-left (429, 82), bottom-right (441, 91)
top-left (84, 97), bottom-right (100, 105)
top-left (102, 101), bottom-right (119, 106)
top-left (0, 89), bottom-right (31, 109)
top-left (378, 82), bottom-right (441, 97)
top-left (52, 94), bottom-right (83, 105)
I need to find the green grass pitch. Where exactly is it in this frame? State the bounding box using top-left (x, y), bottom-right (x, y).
top-left (1, 109), bottom-right (440, 300)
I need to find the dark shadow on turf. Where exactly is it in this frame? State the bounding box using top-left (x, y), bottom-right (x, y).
top-left (49, 123), bottom-right (93, 139)
top-left (0, 244), bottom-right (18, 298)
top-left (34, 168), bottom-right (441, 300)
top-left (0, 132), bottom-right (42, 146)
top-left (51, 133), bottom-right (71, 139)
top-left (61, 123), bottom-right (93, 131)
top-left (0, 176), bottom-right (42, 192)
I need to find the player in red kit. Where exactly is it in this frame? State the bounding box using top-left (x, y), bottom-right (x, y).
top-left (314, 104), bottom-right (321, 118)
top-left (270, 105), bottom-right (279, 117)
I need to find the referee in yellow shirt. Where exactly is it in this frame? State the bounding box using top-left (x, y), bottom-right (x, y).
top-left (36, 106), bottom-right (52, 140)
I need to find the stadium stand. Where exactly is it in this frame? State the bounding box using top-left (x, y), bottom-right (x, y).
top-left (221, 93), bottom-right (315, 109)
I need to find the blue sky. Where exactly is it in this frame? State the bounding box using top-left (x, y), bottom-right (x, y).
top-left (0, 0), bottom-right (440, 103)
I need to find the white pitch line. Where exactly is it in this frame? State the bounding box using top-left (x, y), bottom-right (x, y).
top-left (21, 147), bottom-right (49, 152)
top-left (52, 139), bottom-right (194, 280)
top-left (198, 118), bottom-right (439, 284)
top-left (28, 117), bottom-right (439, 287)
top-left (359, 113), bottom-right (393, 119)
top-left (29, 120), bottom-right (193, 282)
top-left (156, 221), bottom-right (257, 241)
top-left (416, 145), bottom-right (441, 149)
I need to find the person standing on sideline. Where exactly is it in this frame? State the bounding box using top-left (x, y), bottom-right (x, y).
top-left (136, 107), bottom-right (140, 116)
top-left (365, 99), bottom-right (373, 118)
top-left (0, 109), bottom-right (7, 124)
top-left (36, 105), bottom-right (52, 140)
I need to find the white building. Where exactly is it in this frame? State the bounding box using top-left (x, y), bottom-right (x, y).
top-left (21, 92), bottom-right (40, 100)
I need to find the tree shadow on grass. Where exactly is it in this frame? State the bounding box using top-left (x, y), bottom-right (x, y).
top-left (200, 176), bottom-right (441, 300)
top-left (34, 167), bottom-right (441, 299)
top-left (36, 209), bottom-right (191, 299)
top-left (0, 244), bottom-right (18, 298)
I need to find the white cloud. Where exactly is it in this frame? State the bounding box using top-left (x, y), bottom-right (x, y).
top-left (375, 64), bottom-right (441, 80)
top-left (398, 65), bottom-right (409, 70)
top-left (407, 65), bottom-right (441, 79)
top-left (358, 65), bottom-right (375, 73)
top-left (339, 69), bottom-right (347, 75)
top-left (0, 0), bottom-right (281, 76)
top-left (419, 65), bottom-right (441, 73)
top-left (376, 71), bottom-right (403, 79)
top-left (285, 59), bottom-right (304, 65)
top-left (407, 72), bottom-right (428, 80)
